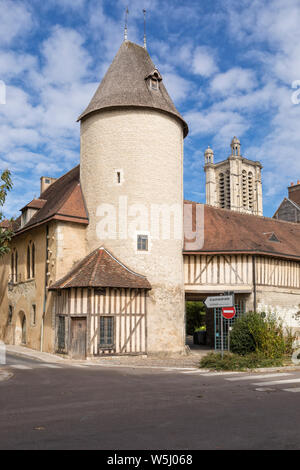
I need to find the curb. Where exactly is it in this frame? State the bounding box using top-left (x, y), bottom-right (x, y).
top-left (199, 365), bottom-right (300, 374)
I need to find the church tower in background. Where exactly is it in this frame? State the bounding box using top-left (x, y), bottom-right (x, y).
top-left (204, 137), bottom-right (263, 216)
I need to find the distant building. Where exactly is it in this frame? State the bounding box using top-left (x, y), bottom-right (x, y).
top-left (273, 181), bottom-right (300, 223)
top-left (204, 137), bottom-right (263, 216)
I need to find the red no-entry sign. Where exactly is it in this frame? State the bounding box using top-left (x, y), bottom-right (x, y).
top-left (222, 307), bottom-right (236, 319)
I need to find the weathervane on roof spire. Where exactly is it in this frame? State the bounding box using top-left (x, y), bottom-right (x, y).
top-left (124, 6), bottom-right (129, 42)
top-left (143, 9), bottom-right (147, 49)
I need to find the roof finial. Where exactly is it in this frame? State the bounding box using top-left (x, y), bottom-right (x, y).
top-left (124, 7), bottom-right (129, 42)
top-left (143, 9), bottom-right (147, 49)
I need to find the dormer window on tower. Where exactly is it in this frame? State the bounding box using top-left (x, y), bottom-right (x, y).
top-left (145, 69), bottom-right (162, 92)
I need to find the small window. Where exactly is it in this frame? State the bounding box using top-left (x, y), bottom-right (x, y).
top-left (31, 304), bottom-right (36, 326)
top-left (45, 178), bottom-right (50, 184)
top-left (8, 306), bottom-right (13, 325)
top-left (117, 172), bottom-right (121, 184)
top-left (150, 78), bottom-right (159, 90)
top-left (137, 234), bottom-right (148, 251)
top-left (95, 287), bottom-right (106, 296)
top-left (99, 316), bottom-right (114, 348)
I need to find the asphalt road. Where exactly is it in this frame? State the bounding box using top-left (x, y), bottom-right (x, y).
top-left (1, 353), bottom-right (300, 450)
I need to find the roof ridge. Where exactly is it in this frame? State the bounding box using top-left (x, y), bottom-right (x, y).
top-left (184, 202), bottom-right (300, 227)
top-left (39, 164), bottom-right (80, 200)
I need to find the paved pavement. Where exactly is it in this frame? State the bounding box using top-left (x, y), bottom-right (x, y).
top-left (1, 352), bottom-right (300, 449)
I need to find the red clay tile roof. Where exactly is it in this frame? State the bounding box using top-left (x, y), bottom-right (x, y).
top-left (49, 247), bottom-right (151, 290)
top-left (15, 165), bottom-right (88, 235)
top-left (184, 202), bottom-right (300, 260)
top-left (21, 199), bottom-right (47, 211)
top-left (0, 219), bottom-right (12, 229)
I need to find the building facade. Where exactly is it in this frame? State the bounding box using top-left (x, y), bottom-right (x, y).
top-left (1, 39), bottom-right (300, 358)
top-left (274, 181), bottom-right (300, 223)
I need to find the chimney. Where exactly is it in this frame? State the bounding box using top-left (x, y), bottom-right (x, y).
top-left (288, 180), bottom-right (300, 205)
top-left (40, 176), bottom-right (57, 195)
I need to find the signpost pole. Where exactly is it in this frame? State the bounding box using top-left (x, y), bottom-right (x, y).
top-left (221, 314), bottom-right (224, 359)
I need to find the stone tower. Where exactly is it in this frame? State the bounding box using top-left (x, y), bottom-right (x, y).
top-left (78, 40), bottom-right (188, 354)
top-left (204, 137), bottom-right (263, 216)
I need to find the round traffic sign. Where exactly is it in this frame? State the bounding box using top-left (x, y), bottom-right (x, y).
top-left (222, 307), bottom-right (236, 319)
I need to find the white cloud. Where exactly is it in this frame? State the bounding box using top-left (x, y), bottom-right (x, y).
top-left (210, 67), bottom-right (257, 95)
top-left (0, 0), bottom-right (33, 45)
top-left (185, 109), bottom-right (249, 145)
top-left (39, 27), bottom-right (92, 86)
top-left (192, 46), bottom-right (218, 78)
top-left (163, 72), bottom-right (193, 103)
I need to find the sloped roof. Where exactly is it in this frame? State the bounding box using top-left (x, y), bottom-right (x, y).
top-left (78, 41), bottom-right (188, 137)
top-left (184, 202), bottom-right (300, 260)
top-left (49, 247), bottom-right (151, 290)
top-left (21, 198), bottom-right (46, 211)
top-left (15, 165), bottom-right (88, 235)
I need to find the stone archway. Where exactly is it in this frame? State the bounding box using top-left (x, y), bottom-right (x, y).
top-left (15, 311), bottom-right (27, 345)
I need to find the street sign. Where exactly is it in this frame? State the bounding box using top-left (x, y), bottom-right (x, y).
top-left (204, 295), bottom-right (234, 309)
top-left (222, 307), bottom-right (236, 320)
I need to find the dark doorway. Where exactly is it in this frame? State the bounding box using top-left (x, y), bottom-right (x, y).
top-left (185, 300), bottom-right (207, 347)
top-left (70, 317), bottom-right (87, 359)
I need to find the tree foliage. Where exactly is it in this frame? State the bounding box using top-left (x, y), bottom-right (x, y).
top-left (186, 301), bottom-right (206, 335)
top-left (0, 169), bottom-right (13, 257)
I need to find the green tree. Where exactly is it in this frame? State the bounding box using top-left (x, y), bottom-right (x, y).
top-left (186, 301), bottom-right (206, 335)
top-left (0, 169), bottom-right (13, 257)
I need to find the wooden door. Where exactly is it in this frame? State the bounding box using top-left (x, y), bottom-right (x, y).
top-left (70, 317), bottom-right (87, 359)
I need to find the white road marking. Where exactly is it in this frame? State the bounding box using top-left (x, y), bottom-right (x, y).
top-left (10, 365), bottom-right (32, 370)
top-left (70, 364), bottom-right (90, 368)
top-left (282, 388), bottom-right (300, 393)
top-left (227, 373), bottom-right (292, 381)
top-left (181, 370), bottom-right (208, 374)
top-left (255, 388), bottom-right (277, 392)
top-left (201, 371), bottom-right (242, 376)
top-left (252, 378), bottom-right (300, 386)
top-left (40, 364), bottom-right (62, 369)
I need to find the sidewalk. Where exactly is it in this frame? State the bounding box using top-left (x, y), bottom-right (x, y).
top-left (5, 344), bottom-right (300, 373)
top-left (5, 344), bottom-right (202, 368)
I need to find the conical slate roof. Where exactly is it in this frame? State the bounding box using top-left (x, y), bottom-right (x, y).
top-left (78, 41), bottom-right (188, 137)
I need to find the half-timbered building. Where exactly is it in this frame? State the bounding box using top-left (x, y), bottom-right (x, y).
top-left (1, 37), bottom-right (300, 359)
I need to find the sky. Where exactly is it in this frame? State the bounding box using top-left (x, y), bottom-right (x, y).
top-left (1, 0), bottom-right (300, 219)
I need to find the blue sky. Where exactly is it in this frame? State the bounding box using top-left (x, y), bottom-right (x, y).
top-left (1, 0), bottom-right (300, 218)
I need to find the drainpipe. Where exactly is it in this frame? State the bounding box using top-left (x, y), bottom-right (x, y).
top-left (252, 255), bottom-right (257, 312)
top-left (41, 225), bottom-right (49, 352)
